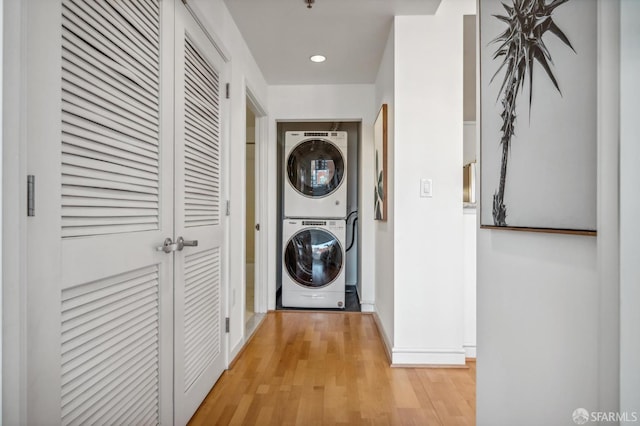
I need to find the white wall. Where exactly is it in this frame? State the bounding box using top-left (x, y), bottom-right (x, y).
top-left (476, 1), bottom-right (621, 424)
top-left (477, 233), bottom-right (599, 425)
top-left (373, 24), bottom-right (395, 352)
top-left (619, 0), bottom-right (640, 420)
top-left (596, 1), bottom-right (621, 415)
top-left (390, 0), bottom-right (474, 365)
top-left (0, 0), bottom-right (4, 418)
top-left (462, 13), bottom-right (477, 361)
top-left (267, 84), bottom-right (376, 310)
top-left (463, 121), bottom-right (476, 166)
top-left (463, 14), bottom-right (476, 122)
top-left (189, 0), bottom-right (269, 360)
top-left (463, 209), bottom-right (476, 358)
top-left (345, 123), bottom-right (359, 287)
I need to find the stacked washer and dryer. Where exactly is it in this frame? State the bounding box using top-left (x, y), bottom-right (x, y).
top-left (282, 131), bottom-right (348, 309)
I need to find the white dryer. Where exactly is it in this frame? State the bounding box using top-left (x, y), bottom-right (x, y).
top-left (282, 219), bottom-right (346, 309)
top-left (284, 131), bottom-right (348, 219)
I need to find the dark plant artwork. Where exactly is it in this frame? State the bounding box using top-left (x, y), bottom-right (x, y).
top-left (374, 104), bottom-right (387, 221)
top-left (374, 150), bottom-right (384, 220)
top-left (489, 0), bottom-right (575, 226)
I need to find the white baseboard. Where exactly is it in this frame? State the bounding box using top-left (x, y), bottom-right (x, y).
top-left (391, 348), bottom-right (466, 366)
top-left (464, 345), bottom-right (476, 359)
top-left (354, 285), bottom-right (374, 312)
top-left (229, 339), bottom-right (244, 366)
top-left (371, 309), bottom-right (466, 366)
top-left (372, 311), bottom-right (393, 362)
top-left (360, 302), bottom-right (375, 312)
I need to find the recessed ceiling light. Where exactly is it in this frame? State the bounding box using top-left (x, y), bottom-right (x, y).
top-left (310, 55), bottom-right (326, 63)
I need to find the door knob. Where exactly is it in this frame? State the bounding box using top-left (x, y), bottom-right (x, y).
top-left (156, 237), bottom-right (178, 253)
top-left (255, 223), bottom-right (260, 231)
top-left (177, 236), bottom-right (198, 251)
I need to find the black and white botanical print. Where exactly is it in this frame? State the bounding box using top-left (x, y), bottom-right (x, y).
top-left (480, 0), bottom-right (597, 232)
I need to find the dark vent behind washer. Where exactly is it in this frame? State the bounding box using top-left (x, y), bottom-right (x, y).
top-left (304, 132), bottom-right (328, 137)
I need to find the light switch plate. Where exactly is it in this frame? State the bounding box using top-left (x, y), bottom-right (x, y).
top-left (420, 178), bottom-right (432, 198)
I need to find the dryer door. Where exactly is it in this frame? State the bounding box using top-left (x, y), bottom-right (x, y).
top-left (284, 228), bottom-right (343, 288)
top-left (286, 139), bottom-right (345, 198)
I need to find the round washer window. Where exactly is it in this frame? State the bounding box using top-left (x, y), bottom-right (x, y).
top-left (284, 228), bottom-right (343, 288)
top-left (287, 139), bottom-right (345, 198)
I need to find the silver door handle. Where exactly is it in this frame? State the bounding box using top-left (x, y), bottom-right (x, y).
top-left (177, 236), bottom-right (198, 251)
top-left (156, 237), bottom-right (178, 253)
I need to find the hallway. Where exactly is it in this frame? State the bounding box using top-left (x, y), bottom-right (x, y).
top-left (189, 312), bottom-right (475, 425)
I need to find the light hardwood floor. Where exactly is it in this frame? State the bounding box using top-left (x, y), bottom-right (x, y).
top-left (189, 311), bottom-right (475, 425)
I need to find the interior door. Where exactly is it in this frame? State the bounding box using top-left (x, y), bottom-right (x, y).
top-left (173, 2), bottom-right (228, 424)
top-left (25, 0), bottom-right (228, 424)
top-left (26, 0), bottom-right (174, 424)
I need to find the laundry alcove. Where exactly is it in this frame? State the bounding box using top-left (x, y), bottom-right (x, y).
top-left (276, 121), bottom-right (361, 311)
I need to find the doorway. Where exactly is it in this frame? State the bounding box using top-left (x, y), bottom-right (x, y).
top-left (276, 121), bottom-right (361, 311)
top-left (245, 105), bottom-right (257, 326)
top-left (244, 91), bottom-right (267, 337)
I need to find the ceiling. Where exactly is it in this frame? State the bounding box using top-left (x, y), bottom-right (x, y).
top-left (223, 0), bottom-right (443, 85)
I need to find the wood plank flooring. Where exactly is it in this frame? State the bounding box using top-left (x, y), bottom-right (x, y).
top-left (189, 311), bottom-right (475, 425)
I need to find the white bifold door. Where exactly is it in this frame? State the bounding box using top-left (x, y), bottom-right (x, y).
top-left (24, 0), bottom-right (227, 424)
top-left (173, 2), bottom-right (228, 425)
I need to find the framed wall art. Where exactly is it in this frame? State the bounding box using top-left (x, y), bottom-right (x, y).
top-left (479, 0), bottom-right (597, 235)
top-left (374, 104), bottom-right (388, 221)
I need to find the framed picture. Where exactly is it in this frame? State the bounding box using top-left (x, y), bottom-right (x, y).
top-left (374, 104), bottom-right (388, 221)
top-left (479, 0), bottom-right (597, 235)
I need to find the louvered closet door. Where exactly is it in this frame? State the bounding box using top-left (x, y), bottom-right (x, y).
top-left (26, 0), bottom-right (174, 424)
top-left (173, 2), bottom-right (228, 424)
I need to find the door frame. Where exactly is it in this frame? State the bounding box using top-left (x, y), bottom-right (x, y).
top-left (245, 85), bottom-right (268, 318)
top-left (3, 0), bottom-right (28, 423)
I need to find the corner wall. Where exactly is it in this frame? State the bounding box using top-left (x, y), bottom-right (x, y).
top-left (620, 0), bottom-right (640, 419)
top-left (373, 24), bottom-right (395, 352)
top-left (390, 0), bottom-right (474, 365)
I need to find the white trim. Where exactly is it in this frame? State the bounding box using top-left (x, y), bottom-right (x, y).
top-left (620, 0), bottom-right (640, 415)
top-left (229, 338), bottom-right (244, 363)
top-left (0, 0), bottom-right (3, 418)
top-left (596, 0), bottom-right (621, 415)
top-left (354, 285), bottom-right (374, 312)
top-left (246, 82), bottom-right (267, 117)
top-left (360, 302), bottom-right (375, 313)
top-left (372, 311), bottom-right (393, 362)
top-left (2, 0), bottom-right (27, 423)
top-left (391, 347), bottom-right (466, 366)
top-left (183, 0), bottom-right (231, 63)
top-left (245, 83), bottom-right (268, 315)
top-left (464, 345), bottom-right (476, 359)
top-left (236, 312), bottom-right (266, 364)
top-left (256, 115), bottom-right (270, 313)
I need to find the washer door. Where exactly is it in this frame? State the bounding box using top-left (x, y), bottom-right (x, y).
top-left (287, 139), bottom-right (345, 198)
top-left (284, 228), bottom-right (343, 288)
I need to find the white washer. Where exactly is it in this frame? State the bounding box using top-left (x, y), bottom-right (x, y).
top-left (282, 219), bottom-right (346, 309)
top-left (284, 131), bottom-right (348, 219)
